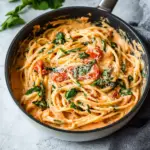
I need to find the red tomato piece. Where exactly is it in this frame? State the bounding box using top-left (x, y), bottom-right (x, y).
top-left (41, 69), bottom-right (48, 75)
top-left (88, 64), bottom-right (100, 80)
top-left (112, 91), bottom-right (119, 99)
top-left (86, 46), bottom-right (103, 59)
top-left (34, 60), bottom-right (48, 75)
top-left (52, 72), bottom-right (68, 82)
top-left (78, 64), bottom-right (100, 81)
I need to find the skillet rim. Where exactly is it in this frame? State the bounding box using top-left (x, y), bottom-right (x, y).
top-left (5, 6), bottom-right (150, 134)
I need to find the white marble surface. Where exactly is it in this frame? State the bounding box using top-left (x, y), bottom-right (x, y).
top-left (0, 0), bottom-right (142, 150)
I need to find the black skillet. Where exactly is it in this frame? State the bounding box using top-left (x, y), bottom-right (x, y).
top-left (5, 0), bottom-right (150, 141)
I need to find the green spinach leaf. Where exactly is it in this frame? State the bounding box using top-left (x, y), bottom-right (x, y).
top-left (79, 52), bottom-right (90, 59)
top-left (128, 75), bottom-right (133, 82)
top-left (111, 42), bottom-right (117, 49)
top-left (119, 88), bottom-right (132, 96)
top-left (70, 102), bottom-right (83, 111)
top-left (53, 32), bottom-right (66, 44)
top-left (25, 86), bottom-right (41, 95)
top-left (141, 70), bottom-right (147, 78)
top-left (101, 40), bottom-right (106, 51)
top-left (121, 63), bottom-right (126, 73)
top-left (33, 99), bottom-right (48, 109)
top-left (65, 88), bottom-right (78, 100)
top-left (0, 15), bottom-right (25, 31)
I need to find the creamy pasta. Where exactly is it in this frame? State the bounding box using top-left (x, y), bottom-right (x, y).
top-left (10, 17), bottom-right (146, 130)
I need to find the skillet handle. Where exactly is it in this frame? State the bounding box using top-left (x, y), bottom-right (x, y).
top-left (97, 0), bottom-right (118, 12)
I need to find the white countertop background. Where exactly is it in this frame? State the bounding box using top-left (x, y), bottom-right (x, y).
top-left (0, 0), bottom-right (142, 149)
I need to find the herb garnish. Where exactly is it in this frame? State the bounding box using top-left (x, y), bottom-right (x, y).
top-left (53, 32), bottom-right (66, 44)
top-left (26, 83), bottom-right (48, 109)
top-left (87, 104), bottom-right (91, 113)
top-left (121, 63), bottom-right (126, 73)
top-left (77, 101), bottom-right (83, 105)
top-left (128, 75), bottom-right (133, 82)
top-left (119, 88), bottom-right (132, 96)
top-left (60, 48), bottom-right (81, 56)
top-left (79, 52), bottom-right (90, 59)
top-left (92, 69), bottom-right (113, 88)
top-left (45, 67), bottom-right (56, 72)
top-left (82, 41), bottom-right (89, 46)
top-left (141, 70), bottom-right (147, 78)
top-left (113, 105), bottom-right (118, 112)
top-left (1, 0), bottom-right (65, 31)
top-left (116, 79), bottom-right (126, 88)
top-left (101, 40), bottom-right (106, 51)
top-left (53, 119), bottom-right (63, 125)
top-left (75, 60), bottom-right (96, 77)
top-left (111, 42), bottom-right (117, 49)
top-left (32, 99), bottom-right (48, 109)
top-left (38, 47), bottom-right (46, 53)
top-left (65, 88), bottom-right (78, 101)
top-left (70, 102), bottom-right (84, 111)
top-left (25, 86), bottom-right (41, 95)
top-left (47, 49), bottom-right (53, 54)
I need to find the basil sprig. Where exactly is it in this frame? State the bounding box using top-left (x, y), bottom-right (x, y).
top-left (1, 0), bottom-right (65, 31)
top-left (65, 88), bottom-right (78, 100)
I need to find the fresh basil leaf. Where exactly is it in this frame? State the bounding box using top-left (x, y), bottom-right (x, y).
top-left (0, 15), bottom-right (25, 31)
top-left (70, 102), bottom-right (83, 111)
top-left (116, 79), bottom-right (126, 88)
top-left (65, 88), bottom-right (78, 100)
top-left (32, 99), bottom-right (48, 109)
top-left (38, 47), bottom-right (46, 53)
top-left (25, 83), bottom-right (45, 98)
top-left (79, 52), bottom-right (90, 59)
top-left (2, 0), bottom-right (65, 31)
top-left (60, 48), bottom-right (81, 56)
top-left (47, 49), bottom-right (53, 54)
top-left (119, 88), bottom-right (132, 96)
top-left (70, 102), bottom-right (76, 109)
top-left (77, 60), bottom-right (95, 76)
top-left (141, 70), bottom-right (147, 78)
top-left (111, 42), bottom-right (117, 49)
top-left (67, 48), bottom-right (81, 54)
top-left (6, 4), bottom-right (27, 16)
top-left (73, 67), bottom-right (78, 78)
top-left (77, 101), bottom-right (83, 105)
top-left (53, 32), bottom-right (66, 44)
top-left (101, 40), bottom-right (106, 51)
top-left (25, 86), bottom-right (41, 95)
top-left (121, 63), bottom-right (126, 73)
top-left (22, 0), bottom-right (32, 5)
top-left (31, 0), bottom-right (49, 10)
top-left (60, 48), bottom-right (67, 54)
top-left (82, 41), bottom-right (89, 46)
top-left (87, 104), bottom-right (91, 113)
top-left (9, 0), bottom-right (19, 2)
top-left (53, 119), bottom-right (63, 124)
top-left (102, 69), bottom-right (111, 78)
top-left (92, 69), bottom-right (113, 89)
top-left (92, 69), bottom-right (113, 88)
top-left (128, 75), bottom-right (133, 82)
top-left (74, 60), bottom-right (96, 77)
top-left (52, 84), bottom-right (56, 92)
top-left (75, 80), bottom-right (81, 87)
top-left (48, 0), bottom-right (65, 9)
top-left (92, 78), bottom-right (108, 88)
top-left (45, 67), bottom-right (56, 72)
top-left (113, 106), bottom-right (118, 112)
